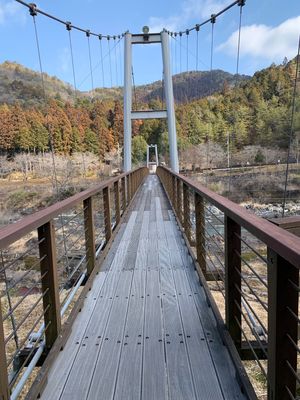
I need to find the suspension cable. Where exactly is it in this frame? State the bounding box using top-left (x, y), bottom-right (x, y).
top-left (114, 36), bottom-right (119, 87)
top-left (186, 30), bottom-right (189, 71)
top-left (29, 5), bottom-right (71, 278)
top-left (179, 32), bottom-right (182, 73)
top-left (196, 25), bottom-right (200, 71)
top-left (229, 0), bottom-right (245, 193)
top-left (29, 4), bottom-right (59, 194)
top-left (236, 0), bottom-right (245, 78)
top-left (77, 37), bottom-right (122, 90)
top-left (118, 37), bottom-right (123, 86)
top-left (99, 35), bottom-right (105, 88)
top-left (66, 22), bottom-right (86, 176)
top-left (66, 22), bottom-right (77, 98)
top-left (166, 0), bottom-right (243, 36)
top-left (108, 37), bottom-right (113, 87)
top-left (206, 15), bottom-right (216, 182)
top-left (86, 30), bottom-right (94, 96)
top-left (16, 0), bottom-right (126, 38)
top-left (282, 35), bottom-right (300, 217)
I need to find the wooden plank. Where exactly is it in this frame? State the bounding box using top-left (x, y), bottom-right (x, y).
top-left (172, 268), bottom-right (224, 399)
top-left (123, 221), bottom-right (143, 270)
top-left (87, 270), bottom-right (134, 400)
top-left (114, 269), bottom-right (146, 399)
top-left (142, 270), bottom-right (167, 400)
top-left (40, 271), bottom-right (107, 400)
top-left (135, 211), bottom-right (150, 270)
top-left (167, 218), bottom-right (246, 399)
top-left (101, 223), bottom-right (127, 271)
top-left (147, 222), bottom-right (158, 268)
top-left (158, 238), bottom-right (197, 399)
top-left (53, 214), bottom-right (138, 399)
top-left (185, 267), bottom-right (246, 399)
top-left (57, 272), bottom-right (125, 398)
top-left (88, 200), bottom-right (145, 398)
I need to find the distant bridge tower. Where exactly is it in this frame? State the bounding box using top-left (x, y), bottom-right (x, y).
top-left (146, 144), bottom-right (159, 173)
top-left (123, 29), bottom-right (179, 173)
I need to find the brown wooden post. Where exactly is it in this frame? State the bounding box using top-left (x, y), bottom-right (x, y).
top-left (127, 175), bottom-right (131, 203)
top-left (133, 172), bottom-right (136, 196)
top-left (121, 177), bottom-right (126, 211)
top-left (0, 297), bottom-right (9, 400)
top-left (225, 216), bottom-right (241, 352)
top-left (114, 180), bottom-right (121, 225)
top-left (172, 175), bottom-right (177, 211)
top-left (83, 197), bottom-right (96, 276)
top-left (130, 173), bottom-right (134, 199)
top-left (183, 183), bottom-right (191, 243)
top-left (267, 249), bottom-right (298, 400)
top-left (38, 221), bottom-right (61, 350)
top-left (103, 186), bottom-right (112, 242)
top-left (195, 192), bottom-right (206, 274)
top-left (177, 178), bottom-right (183, 224)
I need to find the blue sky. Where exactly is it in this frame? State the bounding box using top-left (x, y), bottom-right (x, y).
top-left (0, 0), bottom-right (299, 89)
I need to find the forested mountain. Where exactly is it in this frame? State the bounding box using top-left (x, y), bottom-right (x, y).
top-left (0, 62), bottom-right (75, 106)
top-left (0, 61), bottom-right (249, 105)
top-left (0, 57), bottom-right (298, 160)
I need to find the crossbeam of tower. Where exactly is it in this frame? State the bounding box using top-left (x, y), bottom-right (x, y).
top-left (123, 30), bottom-right (179, 173)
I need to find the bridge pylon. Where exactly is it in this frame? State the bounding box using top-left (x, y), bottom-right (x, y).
top-left (123, 30), bottom-right (179, 173)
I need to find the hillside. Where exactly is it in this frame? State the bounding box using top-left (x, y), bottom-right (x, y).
top-left (0, 57), bottom-right (298, 162)
top-left (0, 61), bottom-right (75, 106)
top-left (0, 61), bottom-right (250, 106)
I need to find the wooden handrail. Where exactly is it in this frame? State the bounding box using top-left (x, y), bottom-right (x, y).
top-left (0, 167), bottom-right (147, 250)
top-left (157, 166), bottom-right (300, 268)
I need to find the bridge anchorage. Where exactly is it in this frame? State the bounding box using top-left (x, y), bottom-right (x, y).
top-left (0, 1), bottom-right (300, 400)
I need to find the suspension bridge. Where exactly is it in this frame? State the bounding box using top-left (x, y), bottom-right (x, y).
top-left (0, 1), bottom-right (300, 400)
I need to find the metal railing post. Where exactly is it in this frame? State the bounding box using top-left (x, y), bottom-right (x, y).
top-left (195, 192), bottom-right (206, 274)
top-left (267, 249), bottom-right (298, 400)
top-left (225, 216), bottom-right (241, 352)
top-left (114, 180), bottom-right (121, 225)
top-left (0, 297), bottom-right (9, 400)
top-left (183, 183), bottom-right (191, 243)
top-left (38, 221), bottom-right (61, 350)
top-left (83, 197), bottom-right (96, 276)
top-left (103, 186), bottom-right (112, 242)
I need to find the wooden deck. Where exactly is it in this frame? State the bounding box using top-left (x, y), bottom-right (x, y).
top-left (41, 175), bottom-right (246, 400)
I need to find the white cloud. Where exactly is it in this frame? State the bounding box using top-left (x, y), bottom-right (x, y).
top-left (218, 16), bottom-right (300, 62)
top-left (148, 0), bottom-right (228, 32)
top-left (0, 1), bottom-right (26, 25)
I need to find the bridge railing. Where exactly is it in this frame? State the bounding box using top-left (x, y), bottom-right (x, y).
top-left (157, 165), bottom-right (300, 400)
top-left (0, 167), bottom-right (148, 400)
